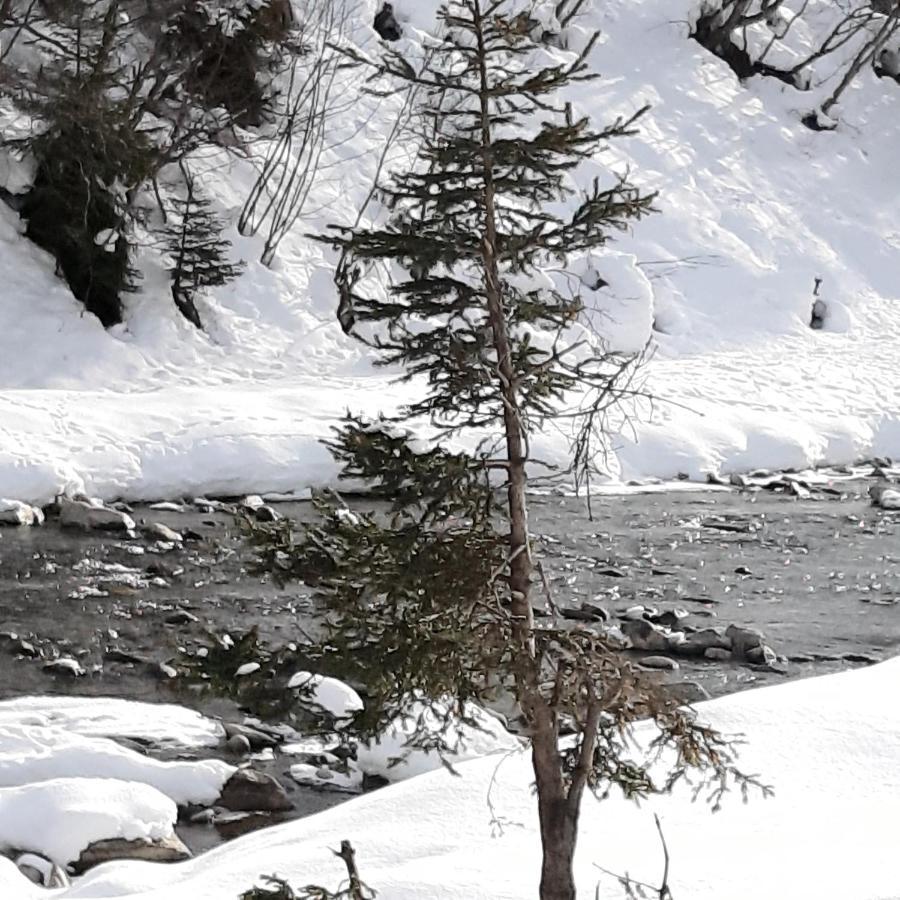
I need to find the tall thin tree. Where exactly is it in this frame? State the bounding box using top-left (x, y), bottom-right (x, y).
top-left (246, 4), bottom-right (762, 898)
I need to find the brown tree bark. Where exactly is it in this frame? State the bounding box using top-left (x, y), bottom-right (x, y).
top-left (471, 2), bottom-right (581, 897)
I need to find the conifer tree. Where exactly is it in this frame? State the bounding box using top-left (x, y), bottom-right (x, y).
top-left (245, 4), bottom-right (761, 898)
top-left (163, 170), bottom-right (244, 328)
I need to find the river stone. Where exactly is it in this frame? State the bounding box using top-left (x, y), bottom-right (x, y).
top-left (726, 624), bottom-right (765, 659)
top-left (73, 835), bottom-right (191, 873)
top-left (561, 603), bottom-right (607, 623)
top-left (141, 522), bottom-right (183, 543)
top-left (666, 681), bottom-right (711, 705)
top-left (745, 644), bottom-right (778, 667)
top-left (42, 657), bottom-right (85, 677)
top-left (217, 768), bottom-right (292, 812)
top-left (704, 647), bottom-right (732, 661)
top-left (165, 610), bottom-right (199, 626)
top-left (0, 500), bottom-right (44, 526)
top-left (842, 652), bottom-right (880, 665)
top-left (650, 609), bottom-right (687, 629)
top-left (224, 722), bottom-right (280, 749)
top-left (672, 627), bottom-right (730, 656)
top-left (874, 488), bottom-right (900, 510)
top-left (58, 497), bottom-right (136, 532)
top-left (639, 655), bottom-right (679, 671)
top-left (621, 619), bottom-right (669, 652)
top-left (289, 762), bottom-right (363, 794)
top-left (254, 505), bottom-right (281, 523)
top-left (226, 733), bottom-right (252, 755)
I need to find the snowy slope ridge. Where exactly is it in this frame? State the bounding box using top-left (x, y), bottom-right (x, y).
top-left (0, 658), bottom-right (896, 899)
top-left (0, 0), bottom-right (898, 503)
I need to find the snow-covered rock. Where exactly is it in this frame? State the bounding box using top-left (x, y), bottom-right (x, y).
top-left (0, 695), bottom-right (225, 749)
top-left (0, 778), bottom-right (178, 868)
top-left (870, 484), bottom-right (900, 509)
top-left (140, 522), bottom-right (183, 542)
top-left (289, 762), bottom-right (363, 794)
top-left (234, 662), bottom-right (261, 677)
top-left (0, 723), bottom-right (234, 806)
top-left (288, 672), bottom-right (364, 721)
top-left (41, 658), bottom-right (85, 678)
top-left (74, 834), bottom-right (190, 872)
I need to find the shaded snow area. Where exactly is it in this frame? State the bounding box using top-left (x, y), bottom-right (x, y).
top-left (0, 659), bottom-right (896, 898)
top-left (1, 0), bottom-right (899, 504)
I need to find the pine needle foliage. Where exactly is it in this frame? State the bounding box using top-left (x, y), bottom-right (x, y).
top-left (245, 4), bottom-right (766, 899)
top-left (12, 2), bottom-right (158, 326)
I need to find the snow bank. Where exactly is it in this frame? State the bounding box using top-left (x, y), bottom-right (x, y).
top-left (0, 657), bottom-right (895, 898)
top-left (0, 696), bottom-right (225, 750)
top-left (0, 778), bottom-right (176, 868)
top-left (0, 724), bottom-right (234, 806)
top-left (0, 0), bottom-right (898, 502)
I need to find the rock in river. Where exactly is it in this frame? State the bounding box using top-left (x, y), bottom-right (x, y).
top-left (58, 496), bottom-right (135, 532)
top-left (621, 619), bottom-right (670, 652)
top-left (217, 769), bottom-right (292, 813)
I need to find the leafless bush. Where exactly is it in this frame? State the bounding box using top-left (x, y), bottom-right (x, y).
top-left (238, 0), bottom-right (359, 266)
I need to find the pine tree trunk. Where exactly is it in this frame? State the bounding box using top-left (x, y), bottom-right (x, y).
top-left (532, 724), bottom-right (579, 900)
top-left (471, 3), bottom-right (532, 621)
top-left (471, 3), bottom-right (580, 897)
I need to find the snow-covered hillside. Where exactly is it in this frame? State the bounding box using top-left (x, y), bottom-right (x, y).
top-left (1, 0), bottom-right (898, 504)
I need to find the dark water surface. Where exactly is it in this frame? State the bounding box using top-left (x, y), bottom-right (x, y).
top-left (1, 477), bottom-right (897, 852)
top-left (1, 481), bottom-right (898, 703)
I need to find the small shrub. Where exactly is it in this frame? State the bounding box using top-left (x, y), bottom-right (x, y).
top-left (165, 0), bottom-right (294, 127)
top-left (18, 76), bottom-right (157, 325)
top-left (240, 841), bottom-right (374, 900)
top-left (162, 168), bottom-right (245, 328)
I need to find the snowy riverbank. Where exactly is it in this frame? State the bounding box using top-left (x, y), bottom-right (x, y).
top-left (0, 656), bottom-right (898, 899)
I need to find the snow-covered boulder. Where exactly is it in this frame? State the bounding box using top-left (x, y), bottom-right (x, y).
top-left (289, 762), bottom-right (362, 794)
top-left (0, 695), bottom-right (225, 749)
top-left (288, 672), bottom-right (364, 722)
top-left (0, 724), bottom-right (234, 806)
top-left (0, 777), bottom-right (179, 868)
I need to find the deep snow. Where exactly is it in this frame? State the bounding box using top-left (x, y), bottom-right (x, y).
top-left (0, 654), bottom-right (897, 898)
top-left (0, 0), bottom-right (898, 504)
